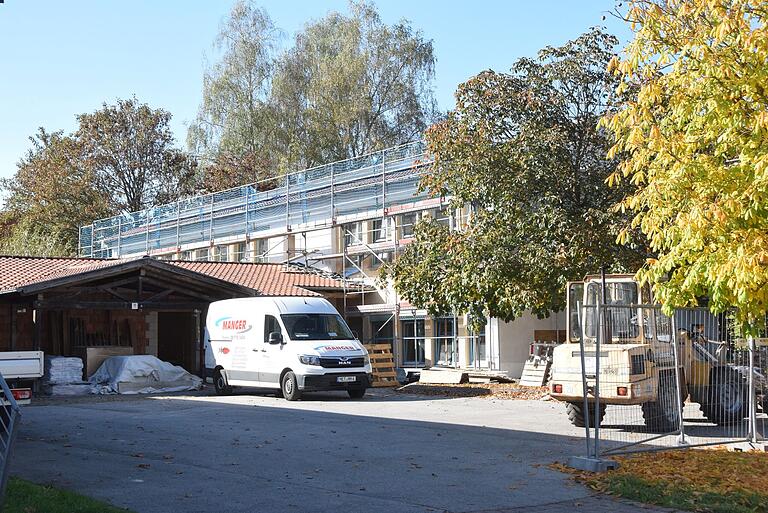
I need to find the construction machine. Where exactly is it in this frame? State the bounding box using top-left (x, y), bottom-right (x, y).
top-left (549, 274), bottom-right (753, 432)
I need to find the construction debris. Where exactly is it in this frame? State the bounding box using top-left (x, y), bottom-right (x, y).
top-left (396, 382), bottom-right (549, 400)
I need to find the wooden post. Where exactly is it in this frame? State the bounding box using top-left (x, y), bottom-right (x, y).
top-left (195, 309), bottom-right (203, 379)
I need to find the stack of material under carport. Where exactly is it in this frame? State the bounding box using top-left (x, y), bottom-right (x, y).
top-left (43, 356), bottom-right (91, 395)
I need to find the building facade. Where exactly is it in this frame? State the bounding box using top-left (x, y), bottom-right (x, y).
top-left (78, 142), bottom-right (563, 378)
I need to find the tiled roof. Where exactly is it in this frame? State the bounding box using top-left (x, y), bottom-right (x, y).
top-left (0, 256), bottom-right (348, 297)
top-left (170, 261), bottom-right (348, 297)
top-left (0, 256), bottom-right (133, 292)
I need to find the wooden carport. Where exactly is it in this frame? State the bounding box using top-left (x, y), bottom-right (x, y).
top-left (1, 257), bottom-right (257, 376)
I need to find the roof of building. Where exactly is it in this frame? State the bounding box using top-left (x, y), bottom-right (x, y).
top-left (0, 256), bottom-right (350, 297)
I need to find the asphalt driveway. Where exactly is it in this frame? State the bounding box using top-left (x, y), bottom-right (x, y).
top-left (11, 389), bottom-right (669, 513)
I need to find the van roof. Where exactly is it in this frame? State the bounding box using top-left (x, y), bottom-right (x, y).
top-left (211, 296), bottom-right (338, 315)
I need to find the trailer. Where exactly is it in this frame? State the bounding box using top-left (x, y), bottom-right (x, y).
top-left (0, 351), bottom-right (44, 405)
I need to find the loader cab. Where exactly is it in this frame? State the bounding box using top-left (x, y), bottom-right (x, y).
top-left (566, 275), bottom-right (659, 345)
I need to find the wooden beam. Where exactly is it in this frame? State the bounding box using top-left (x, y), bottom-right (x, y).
top-left (34, 300), bottom-right (209, 311)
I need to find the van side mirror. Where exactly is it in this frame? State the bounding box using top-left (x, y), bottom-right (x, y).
top-left (268, 331), bottom-right (283, 345)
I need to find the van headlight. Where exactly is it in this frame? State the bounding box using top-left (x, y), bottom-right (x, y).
top-left (364, 354), bottom-right (370, 367)
top-left (299, 355), bottom-right (321, 366)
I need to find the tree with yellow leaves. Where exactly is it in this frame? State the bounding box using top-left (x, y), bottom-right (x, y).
top-left (604, 0), bottom-right (768, 329)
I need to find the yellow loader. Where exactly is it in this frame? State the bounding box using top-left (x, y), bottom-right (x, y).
top-left (549, 274), bottom-right (750, 432)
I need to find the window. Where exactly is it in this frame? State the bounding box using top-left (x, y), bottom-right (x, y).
top-left (370, 251), bottom-right (391, 270)
top-left (344, 222), bottom-right (363, 247)
top-left (401, 213), bottom-right (418, 238)
top-left (568, 282), bottom-right (584, 341)
top-left (280, 314), bottom-right (355, 341)
top-left (233, 242), bottom-right (247, 262)
top-left (584, 282), bottom-right (639, 340)
top-left (344, 254), bottom-right (367, 277)
top-left (400, 319), bottom-right (425, 366)
top-left (180, 250), bottom-right (192, 261)
top-left (264, 315), bottom-right (281, 343)
top-left (371, 218), bottom-right (390, 242)
top-left (369, 317), bottom-right (394, 347)
top-left (434, 317), bottom-right (457, 366)
top-left (214, 245), bottom-right (228, 262)
top-left (196, 248), bottom-right (210, 261)
top-left (255, 239), bottom-right (269, 263)
top-left (468, 325), bottom-right (487, 368)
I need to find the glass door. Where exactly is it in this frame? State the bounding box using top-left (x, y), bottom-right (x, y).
top-left (434, 317), bottom-right (457, 367)
top-left (400, 319), bottom-right (425, 366)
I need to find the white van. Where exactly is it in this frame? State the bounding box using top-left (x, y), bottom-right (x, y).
top-left (204, 297), bottom-right (372, 400)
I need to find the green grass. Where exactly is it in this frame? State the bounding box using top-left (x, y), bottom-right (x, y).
top-left (599, 474), bottom-right (767, 513)
top-left (4, 477), bottom-right (133, 513)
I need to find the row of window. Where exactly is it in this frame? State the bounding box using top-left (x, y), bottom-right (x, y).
top-left (369, 317), bottom-right (486, 368)
top-left (343, 209), bottom-right (451, 247)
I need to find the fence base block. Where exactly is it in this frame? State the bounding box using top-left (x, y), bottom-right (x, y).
top-left (567, 456), bottom-right (619, 472)
top-left (730, 442), bottom-right (768, 453)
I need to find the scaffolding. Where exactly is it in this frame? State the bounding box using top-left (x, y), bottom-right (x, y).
top-left (78, 141), bottom-right (431, 259)
top-left (77, 141), bottom-right (450, 369)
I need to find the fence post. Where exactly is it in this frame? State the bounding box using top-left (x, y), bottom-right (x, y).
top-left (670, 313), bottom-right (687, 445)
top-left (577, 301), bottom-right (592, 458)
top-left (748, 335), bottom-right (758, 444)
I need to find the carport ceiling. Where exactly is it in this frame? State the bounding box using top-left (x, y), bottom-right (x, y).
top-left (14, 258), bottom-right (257, 310)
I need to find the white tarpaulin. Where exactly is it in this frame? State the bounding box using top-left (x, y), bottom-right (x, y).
top-left (89, 355), bottom-right (202, 395)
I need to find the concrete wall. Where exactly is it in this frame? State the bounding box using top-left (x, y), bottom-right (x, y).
top-left (493, 312), bottom-right (563, 379)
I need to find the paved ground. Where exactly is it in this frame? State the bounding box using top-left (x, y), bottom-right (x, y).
top-left (11, 389), bottom-right (674, 513)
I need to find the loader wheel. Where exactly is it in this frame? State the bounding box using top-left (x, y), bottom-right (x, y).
top-left (566, 402), bottom-right (606, 428)
top-left (642, 374), bottom-right (680, 433)
top-left (700, 367), bottom-right (747, 425)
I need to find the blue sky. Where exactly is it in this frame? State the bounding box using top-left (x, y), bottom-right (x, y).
top-left (0, 1), bottom-right (631, 180)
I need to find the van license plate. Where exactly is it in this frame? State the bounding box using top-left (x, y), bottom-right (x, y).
top-left (337, 376), bottom-right (357, 383)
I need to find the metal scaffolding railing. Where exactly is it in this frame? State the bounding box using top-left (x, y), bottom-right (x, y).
top-left (79, 141), bottom-right (432, 258)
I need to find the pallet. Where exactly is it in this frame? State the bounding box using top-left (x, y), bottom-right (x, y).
top-left (363, 343), bottom-right (398, 387)
top-left (519, 359), bottom-right (551, 387)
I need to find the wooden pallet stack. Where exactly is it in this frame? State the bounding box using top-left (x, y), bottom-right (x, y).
top-left (363, 343), bottom-right (398, 387)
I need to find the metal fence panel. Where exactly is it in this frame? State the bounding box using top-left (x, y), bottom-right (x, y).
top-left (574, 303), bottom-right (764, 457)
top-left (0, 372), bottom-right (21, 510)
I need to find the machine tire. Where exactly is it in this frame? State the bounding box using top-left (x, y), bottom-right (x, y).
top-left (348, 387), bottom-right (367, 399)
top-left (281, 371), bottom-right (302, 401)
top-left (700, 367), bottom-right (748, 425)
top-left (642, 374), bottom-right (680, 432)
top-left (213, 368), bottom-right (233, 396)
top-left (566, 402), bottom-right (606, 428)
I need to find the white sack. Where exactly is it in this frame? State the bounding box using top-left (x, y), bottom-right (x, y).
top-left (44, 356), bottom-right (84, 385)
top-left (89, 355), bottom-right (202, 395)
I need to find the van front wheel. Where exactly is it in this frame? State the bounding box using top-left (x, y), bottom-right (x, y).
top-left (348, 387), bottom-right (366, 399)
top-left (281, 371), bottom-right (302, 401)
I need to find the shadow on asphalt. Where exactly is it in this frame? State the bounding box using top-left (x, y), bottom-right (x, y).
top-left (13, 392), bottom-right (607, 513)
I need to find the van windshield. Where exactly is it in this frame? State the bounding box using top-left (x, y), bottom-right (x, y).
top-left (281, 314), bottom-right (355, 341)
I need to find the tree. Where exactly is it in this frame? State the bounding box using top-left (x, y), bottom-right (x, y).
top-left (188, 1), bottom-right (281, 182)
top-left (188, 0), bottom-right (437, 179)
top-left (272, 1), bottom-right (436, 168)
top-left (1, 99), bottom-right (194, 256)
top-left (602, 1), bottom-right (768, 328)
top-left (0, 129), bottom-right (111, 256)
top-left (385, 29), bottom-right (646, 325)
top-left (78, 97), bottom-right (196, 212)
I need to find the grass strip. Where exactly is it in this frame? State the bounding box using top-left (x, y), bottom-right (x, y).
top-left (4, 476), bottom-right (133, 513)
top-left (552, 449), bottom-right (768, 513)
